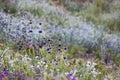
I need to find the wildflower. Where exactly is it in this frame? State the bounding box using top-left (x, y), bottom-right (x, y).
top-left (86, 61), bottom-right (91, 67)
top-left (22, 27), bottom-right (26, 33)
top-left (64, 47), bottom-right (67, 50)
top-left (29, 30), bottom-right (33, 33)
top-left (63, 57), bottom-right (66, 59)
top-left (85, 54), bottom-right (89, 59)
top-left (17, 71), bottom-right (22, 79)
top-left (29, 21), bottom-right (32, 24)
top-left (1, 74), bottom-right (5, 80)
top-left (107, 53), bottom-right (111, 65)
top-left (36, 68), bottom-right (41, 74)
top-left (71, 77), bottom-right (76, 80)
top-left (44, 60), bottom-right (47, 63)
top-left (48, 52), bottom-right (51, 54)
top-left (41, 77), bottom-right (44, 80)
top-left (38, 45), bottom-right (42, 48)
top-left (38, 30), bottom-right (42, 33)
top-left (58, 48), bottom-right (61, 51)
top-left (68, 73), bottom-right (72, 77)
top-left (37, 65), bottom-right (40, 68)
top-left (3, 71), bottom-right (8, 75)
top-left (78, 51), bottom-right (81, 57)
top-left (46, 48), bottom-right (50, 51)
top-left (0, 40), bottom-right (3, 43)
top-left (58, 38), bottom-right (61, 41)
top-left (1, 70), bottom-right (8, 80)
top-left (45, 65), bottom-right (48, 68)
top-left (91, 62), bottom-right (97, 68)
top-left (39, 22), bottom-right (42, 25)
top-left (58, 44), bottom-right (62, 47)
top-left (48, 39), bottom-right (51, 42)
top-left (42, 42), bottom-right (46, 45)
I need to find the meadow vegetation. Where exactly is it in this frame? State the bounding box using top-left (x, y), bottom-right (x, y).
top-left (0, 0), bottom-right (120, 80)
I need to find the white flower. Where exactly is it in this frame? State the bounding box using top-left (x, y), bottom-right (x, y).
top-left (73, 69), bottom-right (77, 76)
top-left (37, 62), bottom-right (41, 65)
top-left (86, 61), bottom-right (91, 67)
top-left (65, 72), bottom-right (69, 75)
top-left (35, 56), bottom-right (39, 58)
top-left (56, 69), bottom-right (60, 72)
top-left (45, 65), bottom-right (48, 68)
top-left (50, 69), bottom-right (53, 72)
top-left (30, 65), bottom-right (34, 68)
top-left (37, 65), bottom-right (40, 68)
top-left (9, 60), bottom-right (14, 67)
top-left (43, 62), bottom-right (46, 64)
top-left (91, 62), bottom-right (97, 68)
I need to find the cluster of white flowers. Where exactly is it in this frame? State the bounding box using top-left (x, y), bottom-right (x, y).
top-left (86, 61), bottom-right (97, 68)
top-left (86, 61), bottom-right (101, 77)
top-left (22, 54), bottom-right (32, 61)
top-left (64, 61), bottom-right (101, 79)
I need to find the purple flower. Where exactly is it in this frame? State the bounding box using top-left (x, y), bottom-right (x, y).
top-left (78, 51), bottom-right (81, 57)
top-left (38, 30), bottom-right (42, 33)
top-left (58, 44), bottom-right (62, 47)
top-left (68, 73), bottom-right (72, 77)
top-left (29, 30), bottom-right (33, 33)
top-left (39, 23), bottom-right (42, 25)
top-left (18, 71), bottom-right (22, 79)
top-left (26, 77), bottom-right (33, 80)
top-left (41, 77), bottom-right (44, 80)
top-left (48, 39), bottom-right (51, 42)
top-left (64, 47), bottom-right (67, 50)
top-left (63, 57), bottom-right (66, 59)
top-left (42, 42), bottom-right (46, 45)
top-left (107, 53), bottom-right (111, 65)
top-left (38, 45), bottom-right (42, 48)
top-left (1, 71), bottom-right (8, 79)
top-left (48, 51), bottom-right (51, 54)
top-left (101, 46), bottom-right (105, 61)
top-left (72, 77), bottom-right (76, 80)
top-left (85, 54), bottom-right (89, 59)
top-left (58, 38), bottom-right (61, 41)
top-left (29, 21), bottom-right (32, 24)
top-left (19, 45), bottom-right (22, 48)
top-left (1, 74), bottom-right (5, 80)
top-left (22, 27), bottom-right (26, 33)
top-left (36, 68), bottom-right (41, 74)
top-left (3, 70), bottom-right (8, 75)
top-left (0, 40), bottom-right (3, 43)
top-left (58, 48), bottom-right (61, 51)
top-left (47, 48), bottom-right (50, 51)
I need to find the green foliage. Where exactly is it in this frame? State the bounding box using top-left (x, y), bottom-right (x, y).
top-left (18, 2), bottom-right (44, 17)
top-left (93, 0), bottom-right (110, 13)
top-left (73, 0), bottom-right (120, 32)
top-left (103, 16), bottom-right (120, 31)
top-left (63, 1), bottom-right (83, 12)
top-left (68, 45), bottom-right (80, 58)
top-left (111, 53), bottom-right (120, 67)
top-left (0, 1), bottom-right (17, 13)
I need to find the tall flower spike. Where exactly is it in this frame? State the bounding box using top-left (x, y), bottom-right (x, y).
top-left (107, 53), bottom-right (111, 65)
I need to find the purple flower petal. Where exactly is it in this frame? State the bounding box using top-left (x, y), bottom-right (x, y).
top-left (72, 77), bottom-right (76, 80)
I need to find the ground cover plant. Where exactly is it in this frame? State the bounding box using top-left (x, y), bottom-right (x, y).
top-left (0, 0), bottom-right (120, 80)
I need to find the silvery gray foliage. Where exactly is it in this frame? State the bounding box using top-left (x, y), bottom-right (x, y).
top-left (0, 10), bottom-right (120, 52)
top-left (103, 34), bottom-right (120, 52)
top-left (50, 25), bottom-right (103, 50)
